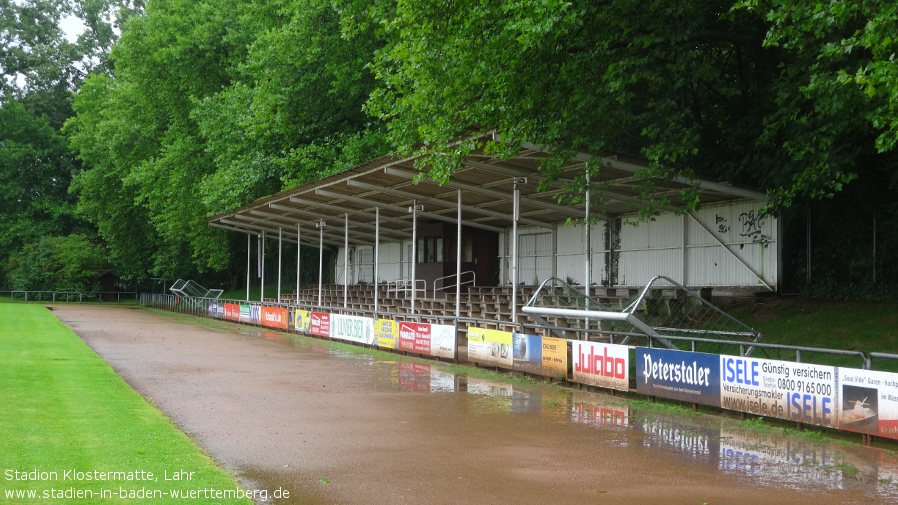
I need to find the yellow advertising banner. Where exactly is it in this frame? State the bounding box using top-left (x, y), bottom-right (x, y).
top-left (541, 336), bottom-right (568, 378)
top-left (467, 327), bottom-right (513, 368)
top-left (294, 309), bottom-right (311, 333)
top-left (376, 318), bottom-right (399, 349)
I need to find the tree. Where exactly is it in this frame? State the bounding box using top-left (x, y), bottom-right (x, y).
top-left (6, 234), bottom-right (107, 292)
top-left (68, 0), bottom-right (386, 283)
top-left (339, 0), bottom-right (897, 213)
top-left (0, 0), bottom-right (142, 288)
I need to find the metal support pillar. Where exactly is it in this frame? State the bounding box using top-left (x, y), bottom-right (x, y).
top-left (317, 220), bottom-right (326, 307)
top-left (374, 207), bottom-right (380, 316)
top-left (456, 190), bottom-right (462, 320)
top-left (246, 233), bottom-right (251, 302)
top-left (344, 213), bottom-right (349, 309)
top-left (296, 223), bottom-right (301, 299)
top-left (277, 227), bottom-right (283, 302)
top-left (512, 178), bottom-right (526, 322)
top-left (261, 232), bottom-right (266, 302)
top-left (409, 201), bottom-right (423, 314)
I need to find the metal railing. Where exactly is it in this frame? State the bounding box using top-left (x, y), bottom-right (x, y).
top-left (139, 290), bottom-right (898, 374)
top-left (433, 271), bottom-right (475, 297)
top-left (0, 291), bottom-right (138, 302)
top-left (385, 278), bottom-right (427, 299)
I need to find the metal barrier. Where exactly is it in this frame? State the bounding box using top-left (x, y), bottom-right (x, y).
top-left (138, 292), bottom-right (898, 372)
top-left (0, 291), bottom-right (138, 302)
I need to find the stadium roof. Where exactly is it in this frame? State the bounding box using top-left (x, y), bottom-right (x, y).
top-left (207, 140), bottom-right (767, 248)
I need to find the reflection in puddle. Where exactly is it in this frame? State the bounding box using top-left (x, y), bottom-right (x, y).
top-left (243, 330), bottom-right (898, 502)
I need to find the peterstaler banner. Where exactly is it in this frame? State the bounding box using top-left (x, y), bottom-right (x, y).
top-left (572, 340), bottom-right (629, 391)
top-left (330, 314), bottom-right (375, 345)
top-left (467, 327), bottom-right (513, 368)
top-left (720, 356), bottom-right (836, 427)
top-left (636, 347), bottom-right (720, 406)
top-left (838, 367), bottom-right (898, 439)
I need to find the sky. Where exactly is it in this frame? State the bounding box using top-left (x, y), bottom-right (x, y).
top-left (59, 14), bottom-right (86, 42)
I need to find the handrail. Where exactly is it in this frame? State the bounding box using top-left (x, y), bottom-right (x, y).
top-left (433, 271), bottom-right (476, 296)
top-left (385, 277), bottom-right (426, 299)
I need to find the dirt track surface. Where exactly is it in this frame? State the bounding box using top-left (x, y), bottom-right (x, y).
top-left (52, 305), bottom-right (891, 505)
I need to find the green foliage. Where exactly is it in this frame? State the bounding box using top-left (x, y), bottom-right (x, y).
top-left (6, 234), bottom-right (107, 292)
top-left (68, 0), bottom-right (386, 281)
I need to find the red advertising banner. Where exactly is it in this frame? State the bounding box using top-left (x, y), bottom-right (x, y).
top-left (260, 306), bottom-right (288, 330)
top-left (224, 303), bottom-right (241, 322)
top-left (310, 312), bottom-right (330, 337)
top-left (398, 322), bottom-right (432, 354)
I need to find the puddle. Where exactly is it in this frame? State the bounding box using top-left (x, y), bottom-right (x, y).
top-left (233, 329), bottom-right (898, 504)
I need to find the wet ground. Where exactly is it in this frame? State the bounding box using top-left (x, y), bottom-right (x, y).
top-left (51, 305), bottom-right (898, 504)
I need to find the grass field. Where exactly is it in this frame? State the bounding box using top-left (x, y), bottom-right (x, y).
top-left (0, 304), bottom-right (254, 504)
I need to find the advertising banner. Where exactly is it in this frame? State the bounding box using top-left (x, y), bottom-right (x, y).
top-left (294, 309), bottom-right (311, 333)
top-left (636, 348), bottom-right (720, 406)
top-left (239, 303), bottom-right (251, 323)
top-left (376, 319), bottom-right (398, 349)
top-left (250, 305), bottom-right (261, 324)
top-left (330, 314), bottom-right (375, 345)
top-left (720, 356), bottom-right (836, 427)
top-left (310, 312), bottom-right (330, 337)
top-left (260, 306), bottom-right (289, 330)
top-left (572, 341), bottom-right (629, 391)
top-left (541, 337), bottom-right (568, 379)
top-left (224, 302), bottom-right (241, 322)
top-left (466, 327), bottom-right (513, 368)
top-left (838, 367), bottom-right (898, 439)
top-left (512, 333), bottom-right (542, 375)
top-left (429, 324), bottom-right (456, 359)
top-left (398, 322), bottom-right (432, 354)
top-left (510, 334), bottom-right (568, 378)
top-left (208, 302), bottom-right (223, 318)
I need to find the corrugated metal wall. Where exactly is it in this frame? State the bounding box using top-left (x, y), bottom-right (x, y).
top-left (334, 199), bottom-right (778, 290)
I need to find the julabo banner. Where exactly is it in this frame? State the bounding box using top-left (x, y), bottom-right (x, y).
top-left (720, 356), bottom-right (836, 427)
top-left (636, 347), bottom-right (720, 407)
top-left (572, 340), bottom-right (629, 391)
top-left (838, 367), bottom-right (898, 439)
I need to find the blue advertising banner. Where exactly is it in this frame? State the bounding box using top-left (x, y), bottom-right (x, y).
top-left (636, 347), bottom-right (721, 407)
top-left (207, 302), bottom-right (223, 318)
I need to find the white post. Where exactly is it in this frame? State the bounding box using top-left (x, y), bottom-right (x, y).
top-left (277, 227), bottom-right (283, 302)
top-left (318, 220), bottom-right (325, 307)
top-left (374, 207), bottom-right (380, 315)
top-left (512, 178), bottom-right (526, 322)
top-left (261, 232), bottom-right (266, 302)
top-left (584, 172), bottom-right (591, 331)
top-left (409, 201), bottom-right (422, 314)
top-left (296, 223), bottom-right (301, 301)
top-left (456, 190), bottom-right (462, 320)
top-left (246, 234), bottom-right (251, 302)
top-left (344, 213), bottom-right (349, 309)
